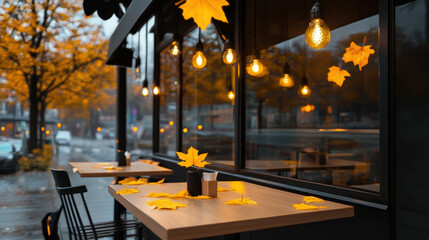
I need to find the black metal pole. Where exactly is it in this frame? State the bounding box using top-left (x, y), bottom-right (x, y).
top-left (176, 38), bottom-right (183, 152)
top-left (114, 65), bottom-right (127, 240)
top-left (116, 66), bottom-right (127, 166)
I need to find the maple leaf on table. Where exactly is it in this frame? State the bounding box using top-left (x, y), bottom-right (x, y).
top-left (342, 40), bottom-right (375, 71)
top-left (327, 66), bottom-right (351, 87)
top-left (179, 0), bottom-right (229, 31)
top-left (176, 146), bottom-right (209, 168)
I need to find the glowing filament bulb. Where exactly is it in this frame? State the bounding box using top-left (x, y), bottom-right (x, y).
top-left (300, 85), bottom-right (311, 96)
top-left (305, 18), bottom-right (331, 49)
top-left (142, 87), bottom-right (149, 97)
top-left (153, 86), bottom-right (160, 95)
top-left (223, 48), bottom-right (237, 64)
top-left (227, 91), bottom-right (235, 100)
top-left (192, 51), bottom-right (207, 69)
top-left (246, 58), bottom-right (264, 77)
top-left (169, 41), bottom-right (180, 56)
top-left (279, 74), bottom-right (294, 88)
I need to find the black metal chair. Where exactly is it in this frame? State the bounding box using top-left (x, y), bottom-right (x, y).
top-left (50, 168), bottom-right (143, 240)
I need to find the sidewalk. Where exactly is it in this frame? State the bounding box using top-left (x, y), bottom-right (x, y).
top-left (0, 154), bottom-right (116, 239)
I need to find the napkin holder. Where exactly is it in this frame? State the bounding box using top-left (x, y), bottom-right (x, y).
top-left (202, 180), bottom-right (217, 197)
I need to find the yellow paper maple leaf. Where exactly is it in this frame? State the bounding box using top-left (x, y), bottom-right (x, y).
top-left (342, 39), bottom-right (375, 71)
top-left (146, 199), bottom-right (188, 210)
top-left (146, 189), bottom-right (211, 199)
top-left (104, 166), bottom-right (122, 171)
top-left (292, 203), bottom-right (327, 210)
top-left (116, 187), bottom-right (139, 195)
top-left (302, 196), bottom-right (325, 203)
top-left (230, 181), bottom-right (245, 194)
top-left (327, 66), bottom-right (351, 87)
top-left (217, 186), bottom-right (234, 192)
top-left (176, 146), bottom-right (209, 168)
top-left (147, 178), bottom-right (165, 184)
top-left (225, 198), bottom-right (258, 205)
top-left (179, 0), bottom-right (229, 31)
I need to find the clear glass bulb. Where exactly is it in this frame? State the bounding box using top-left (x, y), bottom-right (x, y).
top-left (135, 66), bottom-right (141, 80)
top-left (246, 58), bottom-right (265, 77)
top-left (227, 90), bottom-right (235, 100)
top-left (300, 85), bottom-right (311, 96)
top-left (222, 48), bottom-right (237, 64)
top-left (305, 18), bottom-right (331, 49)
top-left (141, 87), bottom-right (149, 97)
top-left (192, 51), bottom-right (207, 69)
top-left (279, 74), bottom-right (294, 88)
top-left (153, 86), bottom-right (160, 95)
top-left (169, 41), bottom-right (180, 56)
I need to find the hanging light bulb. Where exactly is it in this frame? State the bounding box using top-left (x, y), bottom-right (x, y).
top-left (222, 40), bottom-right (237, 65)
top-left (305, 2), bottom-right (331, 49)
top-left (279, 62), bottom-right (294, 88)
top-left (153, 85), bottom-right (160, 95)
top-left (192, 30), bottom-right (207, 69)
top-left (141, 79), bottom-right (149, 97)
top-left (300, 75), bottom-right (311, 96)
top-left (134, 56), bottom-right (141, 80)
top-left (246, 51), bottom-right (265, 77)
top-left (227, 91), bottom-right (235, 100)
top-left (192, 41), bottom-right (206, 69)
top-left (169, 40), bottom-right (180, 56)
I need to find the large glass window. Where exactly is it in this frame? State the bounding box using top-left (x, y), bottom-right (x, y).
top-left (128, 18), bottom-right (155, 157)
top-left (158, 46), bottom-right (178, 156)
top-left (182, 24), bottom-right (235, 163)
top-left (245, 0), bottom-right (380, 192)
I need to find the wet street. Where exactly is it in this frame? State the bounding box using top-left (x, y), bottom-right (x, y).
top-left (0, 138), bottom-right (118, 239)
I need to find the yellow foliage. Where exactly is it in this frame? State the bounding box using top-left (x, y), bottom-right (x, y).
top-left (19, 144), bottom-right (53, 171)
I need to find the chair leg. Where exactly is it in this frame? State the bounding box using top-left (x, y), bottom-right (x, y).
top-left (137, 223), bottom-right (143, 240)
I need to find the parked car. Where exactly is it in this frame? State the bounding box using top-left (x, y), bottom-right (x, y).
top-left (55, 130), bottom-right (72, 145)
top-left (0, 142), bottom-right (19, 173)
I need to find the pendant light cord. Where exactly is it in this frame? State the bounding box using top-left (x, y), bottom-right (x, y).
top-left (283, 1), bottom-right (287, 64)
top-left (254, 0), bottom-right (257, 50)
top-left (145, 23), bottom-right (148, 81)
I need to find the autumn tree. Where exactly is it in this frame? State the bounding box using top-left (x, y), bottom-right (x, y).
top-left (0, 0), bottom-right (114, 151)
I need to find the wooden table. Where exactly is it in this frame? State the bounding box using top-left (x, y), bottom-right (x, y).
top-left (109, 181), bottom-right (354, 240)
top-left (69, 161), bottom-right (173, 177)
top-left (211, 159), bottom-right (366, 172)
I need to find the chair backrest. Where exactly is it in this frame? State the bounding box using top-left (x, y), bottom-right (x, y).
top-left (56, 185), bottom-right (97, 240)
top-left (50, 169), bottom-right (97, 239)
top-left (50, 168), bottom-right (72, 187)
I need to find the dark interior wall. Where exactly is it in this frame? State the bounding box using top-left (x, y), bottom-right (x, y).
top-left (395, 0), bottom-right (429, 239)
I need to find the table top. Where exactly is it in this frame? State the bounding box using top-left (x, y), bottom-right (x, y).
top-left (109, 181), bottom-right (353, 240)
top-left (211, 159), bottom-right (366, 171)
top-left (69, 161), bottom-right (173, 177)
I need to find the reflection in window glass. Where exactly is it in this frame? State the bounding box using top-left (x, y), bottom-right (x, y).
top-left (158, 47), bottom-right (178, 156)
top-left (128, 18), bottom-right (155, 157)
top-left (245, 0), bottom-right (380, 192)
top-left (182, 25), bottom-right (235, 163)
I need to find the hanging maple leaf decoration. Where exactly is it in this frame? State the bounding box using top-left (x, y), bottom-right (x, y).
top-left (327, 65), bottom-right (351, 87)
top-left (342, 37), bottom-right (375, 71)
top-left (176, 146), bottom-right (209, 168)
top-left (178, 0), bottom-right (229, 31)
